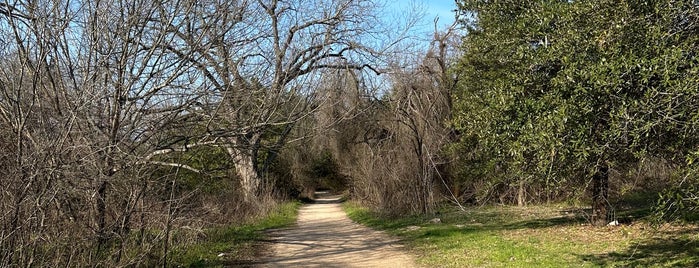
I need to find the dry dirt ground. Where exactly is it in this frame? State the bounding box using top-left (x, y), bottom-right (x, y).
top-left (258, 193), bottom-right (417, 267)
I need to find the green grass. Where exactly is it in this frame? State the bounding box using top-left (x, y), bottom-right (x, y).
top-left (170, 201), bottom-right (301, 267)
top-left (344, 202), bottom-right (699, 267)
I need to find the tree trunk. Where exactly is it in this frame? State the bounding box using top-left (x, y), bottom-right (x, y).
top-left (517, 180), bottom-right (526, 207)
top-left (227, 134), bottom-right (262, 202)
top-left (591, 162), bottom-right (609, 226)
top-left (96, 180), bottom-right (108, 251)
top-left (234, 151), bottom-right (260, 202)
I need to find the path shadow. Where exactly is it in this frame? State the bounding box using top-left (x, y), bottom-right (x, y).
top-left (406, 215), bottom-right (586, 242)
top-left (578, 227), bottom-right (699, 267)
top-left (311, 197), bottom-right (344, 204)
top-left (310, 190), bottom-right (345, 204)
top-left (445, 196), bottom-right (659, 233)
top-left (501, 214), bottom-right (585, 230)
top-left (467, 208), bottom-right (587, 230)
top-left (350, 206), bottom-right (590, 241)
top-left (251, 191), bottom-right (412, 267)
top-left (258, 229), bottom-right (407, 266)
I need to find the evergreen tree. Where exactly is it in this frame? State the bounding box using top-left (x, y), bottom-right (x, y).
top-left (453, 0), bottom-right (699, 224)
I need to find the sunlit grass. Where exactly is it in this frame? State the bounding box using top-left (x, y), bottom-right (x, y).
top-left (171, 201), bottom-right (301, 267)
top-left (344, 202), bottom-right (699, 267)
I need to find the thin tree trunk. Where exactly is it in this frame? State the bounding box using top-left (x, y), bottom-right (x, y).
top-left (96, 180), bottom-right (108, 251)
top-left (591, 162), bottom-right (609, 226)
top-left (162, 178), bottom-right (176, 268)
top-left (517, 180), bottom-right (526, 207)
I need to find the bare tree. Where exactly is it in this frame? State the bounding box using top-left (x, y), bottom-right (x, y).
top-left (1, 0), bottom-right (207, 265)
top-left (0, 0), bottom-right (406, 264)
top-left (334, 20), bottom-right (463, 215)
top-left (158, 0), bottom-right (387, 201)
top-left (0, 0), bottom-right (419, 265)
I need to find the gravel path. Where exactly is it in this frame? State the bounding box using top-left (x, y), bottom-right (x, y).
top-left (260, 193), bottom-right (417, 267)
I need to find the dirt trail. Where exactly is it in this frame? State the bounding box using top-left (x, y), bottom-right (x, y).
top-left (260, 193), bottom-right (417, 267)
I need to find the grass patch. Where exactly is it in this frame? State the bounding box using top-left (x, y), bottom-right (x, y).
top-left (170, 201), bottom-right (301, 267)
top-left (344, 202), bottom-right (699, 267)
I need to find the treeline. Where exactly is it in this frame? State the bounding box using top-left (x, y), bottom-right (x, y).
top-left (2, 0), bottom-right (698, 266)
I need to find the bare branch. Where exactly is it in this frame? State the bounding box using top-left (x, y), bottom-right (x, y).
top-left (148, 161), bottom-right (201, 173)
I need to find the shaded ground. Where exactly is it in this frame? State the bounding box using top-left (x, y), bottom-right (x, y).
top-left (258, 192), bottom-right (417, 267)
top-left (579, 226), bottom-right (699, 267)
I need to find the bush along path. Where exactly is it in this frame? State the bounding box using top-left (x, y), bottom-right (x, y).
top-left (259, 192), bottom-right (417, 267)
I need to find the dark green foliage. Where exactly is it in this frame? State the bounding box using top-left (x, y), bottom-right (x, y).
top-left (307, 150), bottom-right (348, 192)
top-left (655, 174), bottom-right (699, 222)
top-left (452, 0), bottom-right (699, 219)
top-left (267, 151), bottom-right (303, 199)
top-left (151, 146), bottom-right (234, 198)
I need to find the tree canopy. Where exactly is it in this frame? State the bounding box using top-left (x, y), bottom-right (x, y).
top-left (453, 0), bottom-right (699, 224)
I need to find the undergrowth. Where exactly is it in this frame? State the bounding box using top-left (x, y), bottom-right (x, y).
top-left (170, 201), bottom-right (301, 267)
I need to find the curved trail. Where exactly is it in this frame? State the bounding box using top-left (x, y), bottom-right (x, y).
top-left (260, 193), bottom-right (417, 267)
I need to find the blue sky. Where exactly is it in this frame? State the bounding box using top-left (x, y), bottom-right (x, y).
top-left (424, 0), bottom-right (458, 25)
top-left (386, 0), bottom-right (458, 31)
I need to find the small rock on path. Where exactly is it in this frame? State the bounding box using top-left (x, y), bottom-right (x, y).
top-left (260, 193), bottom-right (417, 267)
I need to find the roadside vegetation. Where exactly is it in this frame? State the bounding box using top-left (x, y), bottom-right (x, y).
top-left (170, 201), bottom-right (300, 267)
top-left (2, 0), bottom-right (699, 266)
top-left (345, 199), bottom-right (699, 267)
